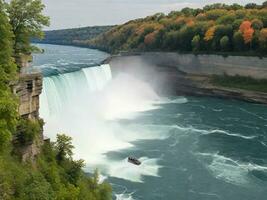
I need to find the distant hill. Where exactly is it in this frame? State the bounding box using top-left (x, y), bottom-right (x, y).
top-left (35, 25), bottom-right (114, 46)
top-left (86, 2), bottom-right (267, 55)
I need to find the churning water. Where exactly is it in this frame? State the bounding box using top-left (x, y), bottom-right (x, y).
top-left (35, 44), bottom-right (267, 200)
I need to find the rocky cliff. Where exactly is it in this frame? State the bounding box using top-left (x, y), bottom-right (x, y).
top-left (12, 56), bottom-right (44, 162)
top-left (107, 53), bottom-right (267, 104)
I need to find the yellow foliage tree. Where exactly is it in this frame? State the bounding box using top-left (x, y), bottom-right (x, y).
top-left (259, 28), bottom-right (267, 42)
top-left (204, 26), bottom-right (216, 41)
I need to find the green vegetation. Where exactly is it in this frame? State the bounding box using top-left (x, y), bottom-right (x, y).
top-left (15, 119), bottom-right (43, 146)
top-left (0, 134), bottom-right (112, 200)
top-left (212, 74), bottom-right (267, 93)
top-left (0, 0), bottom-right (112, 199)
top-left (0, 0), bottom-right (18, 151)
top-left (7, 0), bottom-right (50, 55)
top-left (34, 26), bottom-right (114, 46)
top-left (85, 2), bottom-right (267, 54)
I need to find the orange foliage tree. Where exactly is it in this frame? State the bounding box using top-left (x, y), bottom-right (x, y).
top-left (239, 21), bottom-right (252, 32)
top-left (239, 21), bottom-right (254, 44)
top-left (243, 28), bottom-right (254, 44)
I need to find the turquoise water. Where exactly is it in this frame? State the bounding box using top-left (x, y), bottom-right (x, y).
top-left (34, 44), bottom-right (267, 200)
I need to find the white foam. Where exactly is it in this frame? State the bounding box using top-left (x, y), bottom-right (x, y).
top-left (159, 97), bottom-right (188, 104)
top-left (115, 193), bottom-right (135, 200)
top-left (196, 152), bottom-right (267, 186)
top-left (171, 125), bottom-right (257, 140)
top-left (107, 157), bottom-right (161, 183)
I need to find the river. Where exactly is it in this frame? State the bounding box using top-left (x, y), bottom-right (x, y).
top-left (33, 44), bottom-right (267, 200)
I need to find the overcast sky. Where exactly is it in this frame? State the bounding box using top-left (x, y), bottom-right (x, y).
top-left (42, 0), bottom-right (265, 30)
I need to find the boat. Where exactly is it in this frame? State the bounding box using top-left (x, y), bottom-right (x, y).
top-left (128, 157), bottom-right (141, 165)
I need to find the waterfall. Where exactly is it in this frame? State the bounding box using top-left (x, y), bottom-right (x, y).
top-left (40, 64), bottom-right (112, 118)
top-left (40, 64), bottom-right (162, 184)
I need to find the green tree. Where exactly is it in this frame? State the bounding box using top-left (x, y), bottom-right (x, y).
top-left (251, 19), bottom-right (263, 30)
top-left (192, 35), bottom-right (201, 51)
top-left (233, 31), bottom-right (244, 51)
top-left (7, 0), bottom-right (50, 55)
top-left (55, 134), bottom-right (74, 162)
top-left (220, 36), bottom-right (230, 51)
top-left (245, 3), bottom-right (259, 9)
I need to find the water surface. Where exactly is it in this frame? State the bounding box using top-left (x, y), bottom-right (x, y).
top-left (34, 44), bottom-right (267, 200)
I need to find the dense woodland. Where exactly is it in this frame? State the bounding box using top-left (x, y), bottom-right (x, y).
top-left (85, 2), bottom-right (267, 54)
top-left (34, 26), bottom-right (114, 46)
top-left (0, 0), bottom-right (111, 199)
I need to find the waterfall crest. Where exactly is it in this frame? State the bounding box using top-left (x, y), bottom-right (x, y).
top-left (40, 64), bottom-right (112, 118)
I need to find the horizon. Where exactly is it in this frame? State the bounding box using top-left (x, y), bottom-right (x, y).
top-left (43, 0), bottom-right (266, 30)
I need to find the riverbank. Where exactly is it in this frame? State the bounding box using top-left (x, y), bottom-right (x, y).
top-left (106, 52), bottom-right (267, 104)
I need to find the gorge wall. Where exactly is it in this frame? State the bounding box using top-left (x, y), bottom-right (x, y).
top-left (107, 52), bottom-right (267, 104)
top-left (109, 52), bottom-right (267, 79)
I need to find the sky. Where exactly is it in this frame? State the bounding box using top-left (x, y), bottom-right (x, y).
top-left (42, 0), bottom-right (265, 30)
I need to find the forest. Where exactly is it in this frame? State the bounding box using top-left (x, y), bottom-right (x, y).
top-left (0, 0), bottom-right (111, 199)
top-left (34, 26), bottom-right (114, 46)
top-left (84, 2), bottom-right (267, 54)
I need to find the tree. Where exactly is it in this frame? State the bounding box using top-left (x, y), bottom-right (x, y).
top-left (204, 26), bottom-right (216, 41)
top-left (144, 31), bottom-right (157, 47)
top-left (206, 9), bottom-right (228, 20)
top-left (220, 36), bottom-right (230, 51)
top-left (233, 31), bottom-right (244, 51)
top-left (0, 0), bottom-right (18, 151)
top-left (239, 21), bottom-right (254, 45)
top-left (245, 3), bottom-right (259, 9)
top-left (251, 19), bottom-right (263, 30)
top-left (239, 21), bottom-right (252, 33)
top-left (243, 28), bottom-right (254, 44)
top-left (55, 134), bottom-right (74, 162)
top-left (259, 28), bottom-right (267, 51)
top-left (217, 14), bottom-right (236, 25)
top-left (192, 35), bottom-right (201, 51)
top-left (7, 0), bottom-right (50, 55)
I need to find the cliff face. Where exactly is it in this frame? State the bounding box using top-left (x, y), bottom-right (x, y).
top-left (107, 53), bottom-right (267, 104)
top-left (13, 73), bottom-right (42, 119)
top-left (12, 56), bottom-right (44, 162)
top-left (109, 52), bottom-right (267, 79)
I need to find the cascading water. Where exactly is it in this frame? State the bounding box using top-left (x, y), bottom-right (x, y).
top-left (40, 64), bottom-right (112, 118)
top-left (40, 63), bottom-right (163, 186)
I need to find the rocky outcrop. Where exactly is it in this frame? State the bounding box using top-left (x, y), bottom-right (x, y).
top-left (107, 53), bottom-right (267, 104)
top-left (12, 55), bottom-right (44, 162)
top-left (13, 73), bottom-right (42, 119)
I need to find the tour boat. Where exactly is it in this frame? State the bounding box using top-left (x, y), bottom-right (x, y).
top-left (128, 157), bottom-right (141, 165)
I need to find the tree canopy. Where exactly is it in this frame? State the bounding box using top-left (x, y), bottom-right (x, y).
top-left (7, 0), bottom-right (50, 54)
top-left (87, 2), bottom-right (267, 55)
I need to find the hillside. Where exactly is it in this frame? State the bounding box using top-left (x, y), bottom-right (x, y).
top-left (85, 2), bottom-right (267, 54)
top-left (36, 26), bottom-right (114, 46)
